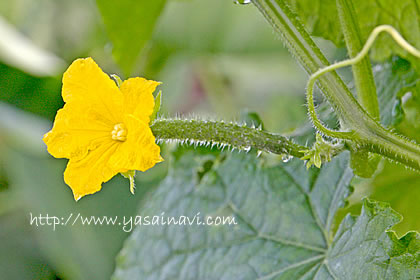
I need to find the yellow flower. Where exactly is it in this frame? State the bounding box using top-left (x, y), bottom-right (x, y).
top-left (43, 57), bottom-right (163, 201)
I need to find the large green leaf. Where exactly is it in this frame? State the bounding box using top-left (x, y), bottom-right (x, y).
top-left (96, 0), bottom-right (166, 76)
top-left (374, 56), bottom-right (419, 127)
top-left (361, 161), bottom-right (420, 234)
top-left (285, 0), bottom-right (420, 70)
top-left (0, 63), bottom-right (62, 120)
top-left (113, 150), bottom-right (418, 279)
top-left (329, 199), bottom-right (419, 279)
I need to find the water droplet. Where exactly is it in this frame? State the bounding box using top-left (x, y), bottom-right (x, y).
top-left (281, 154), bottom-right (293, 163)
top-left (234, 0), bottom-right (251, 4)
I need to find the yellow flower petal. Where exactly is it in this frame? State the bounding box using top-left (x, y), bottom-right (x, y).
top-left (64, 141), bottom-right (121, 201)
top-left (43, 103), bottom-right (113, 160)
top-left (44, 57), bottom-right (164, 200)
top-left (109, 114), bottom-right (163, 172)
top-left (62, 57), bottom-right (124, 124)
top-left (120, 77), bottom-right (160, 124)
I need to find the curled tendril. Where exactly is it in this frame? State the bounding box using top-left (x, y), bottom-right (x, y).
top-left (306, 25), bottom-right (420, 139)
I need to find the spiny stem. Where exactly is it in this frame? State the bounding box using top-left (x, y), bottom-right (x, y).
top-left (150, 118), bottom-right (306, 158)
top-left (305, 25), bottom-right (420, 170)
top-left (307, 25), bottom-right (420, 139)
top-left (252, 0), bottom-right (366, 129)
top-left (249, 0), bottom-right (420, 170)
top-left (336, 0), bottom-right (379, 120)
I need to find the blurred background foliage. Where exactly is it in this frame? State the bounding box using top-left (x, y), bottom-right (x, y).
top-left (0, 0), bottom-right (418, 279)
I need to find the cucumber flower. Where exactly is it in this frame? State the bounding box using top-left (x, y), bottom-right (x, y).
top-left (43, 58), bottom-right (163, 201)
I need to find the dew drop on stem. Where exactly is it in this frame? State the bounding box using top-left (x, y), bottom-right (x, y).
top-left (281, 154), bottom-right (293, 163)
top-left (234, 0), bottom-right (251, 4)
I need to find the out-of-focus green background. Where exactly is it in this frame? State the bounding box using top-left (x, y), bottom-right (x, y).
top-left (0, 0), bottom-right (418, 279)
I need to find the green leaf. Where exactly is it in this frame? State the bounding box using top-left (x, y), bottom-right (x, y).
top-left (239, 110), bottom-right (265, 130)
top-left (285, 0), bottom-right (343, 46)
top-left (373, 57), bottom-right (419, 127)
top-left (329, 198), bottom-right (419, 279)
top-left (0, 63), bottom-right (62, 120)
top-left (397, 82), bottom-right (420, 142)
top-left (363, 161), bottom-right (420, 234)
top-left (349, 148), bottom-right (380, 178)
top-left (96, 0), bottom-right (166, 76)
top-left (113, 150), bottom-right (418, 279)
top-left (284, 0), bottom-right (420, 70)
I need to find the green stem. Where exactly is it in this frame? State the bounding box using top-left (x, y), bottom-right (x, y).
top-left (251, 0), bottom-right (420, 171)
top-left (305, 26), bottom-right (420, 170)
top-left (336, 0), bottom-right (379, 120)
top-left (251, 0), bottom-right (366, 126)
top-left (150, 118), bottom-right (306, 158)
top-left (363, 125), bottom-right (420, 171)
top-left (307, 26), bottom-right (420, 137)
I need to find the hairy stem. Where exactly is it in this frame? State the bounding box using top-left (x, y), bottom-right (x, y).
top-left (336, 0), bottom-right (379, 120)
top-left (306, 25), bottom-right (420, 170)
top-left (251, 0), bottom-right (368, 128)
top-left (150, 118), bottom-right (306, 158)
top-left (307, 26), bottom-right (420, 137)
top-left (251, 0), bottom-right (420, 170)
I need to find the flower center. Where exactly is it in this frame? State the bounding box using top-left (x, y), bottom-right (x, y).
top-left (111, 123), bottom-right (127, 142)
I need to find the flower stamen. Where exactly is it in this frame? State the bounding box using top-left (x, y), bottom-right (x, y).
top-left (111, 123), bottom-right (127, 141)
